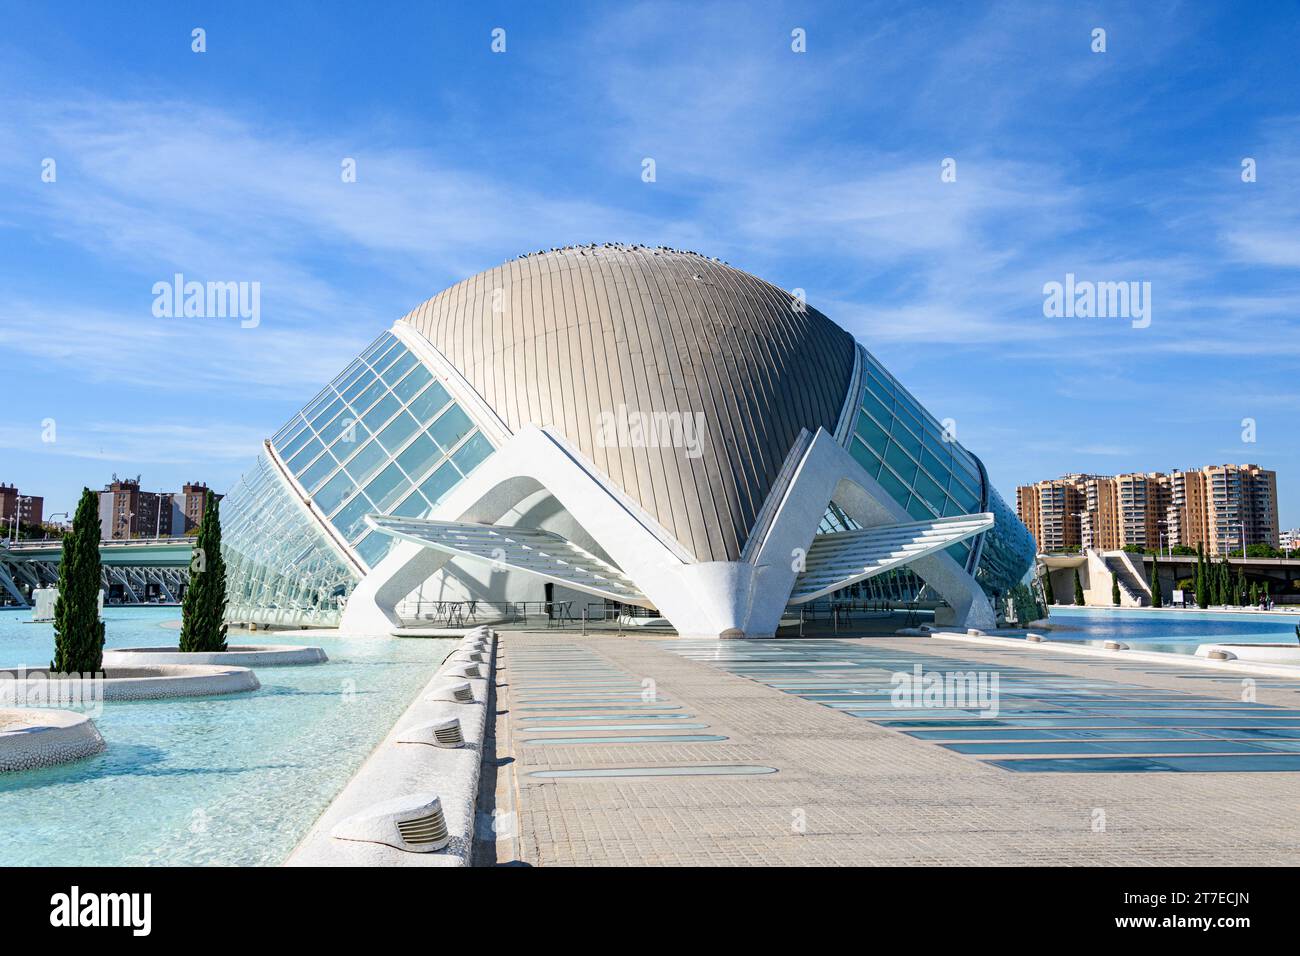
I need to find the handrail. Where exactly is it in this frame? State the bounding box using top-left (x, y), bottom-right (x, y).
top-left (2, 536), bottom-right (195, 550)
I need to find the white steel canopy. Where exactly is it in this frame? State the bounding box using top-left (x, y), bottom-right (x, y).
top-left (366, 514), bottom-right (650, 606)
top-left (788, 512), bottom-right (994, 604)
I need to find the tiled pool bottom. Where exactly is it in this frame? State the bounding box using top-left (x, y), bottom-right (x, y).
top-left (665, 639), bottom-right (1300, 774)
top-left (0, 608), bottom-right (454, 865)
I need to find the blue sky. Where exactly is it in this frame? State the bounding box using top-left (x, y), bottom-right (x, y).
top-left (2, 0), bottom-right (1299, 526)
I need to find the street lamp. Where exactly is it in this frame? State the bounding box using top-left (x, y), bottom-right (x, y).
top-left (9, 496), bottom-right (31, 544)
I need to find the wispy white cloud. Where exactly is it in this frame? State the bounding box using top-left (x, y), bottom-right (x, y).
top-left (0, 300), bottom-right (368, 396)
top-left (0, 419), bottom-right (265, 464)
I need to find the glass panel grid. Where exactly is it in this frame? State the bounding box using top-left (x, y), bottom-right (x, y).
top-left (827, 346), bottom-right (1036, 611)
top-left (220, 451), bottom-right (358, 627)
top-left (254, 334), bottom-right (498, 575)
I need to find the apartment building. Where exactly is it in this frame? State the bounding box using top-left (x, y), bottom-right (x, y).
top-left (0, 483), bottom-right (44, 534)
top-left (1017, 464), bottom-right (1278, 554)
top-left (1016, 477), bottom-right (1086, 552)
top-left (1201, 463), bottom-right (1278, 555)
top-left (96, 477), bottom-right (222, 540)
top-left (175, 482), bottom-right (219, 534)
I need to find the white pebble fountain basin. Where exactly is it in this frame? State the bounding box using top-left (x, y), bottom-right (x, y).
top-left (0, 708), bottom-right (106, 772)
top-left (103, 645), bottom-right (327, 667)
top-left (2, 664), bottom-right (260, 701)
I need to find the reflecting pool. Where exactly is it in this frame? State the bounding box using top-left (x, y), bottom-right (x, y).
top-left (1040, 606), bottom-right (1300, 655)
top-left (0, 607), bottom-right (452, 865)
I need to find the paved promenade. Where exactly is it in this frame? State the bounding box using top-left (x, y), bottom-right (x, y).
top-left (483, 633), bottom-right (1300, 866)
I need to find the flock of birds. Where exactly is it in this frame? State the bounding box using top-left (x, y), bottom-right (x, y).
top-left (512, 243), bottom-right (729, 266)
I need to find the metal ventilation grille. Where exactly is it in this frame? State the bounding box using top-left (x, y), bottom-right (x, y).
top-left (453, 685), bottom-right (474, 702)
top-left (434, 723), bottom-right (464, 746)
top-left (397, 809), bottom-right (449, 846)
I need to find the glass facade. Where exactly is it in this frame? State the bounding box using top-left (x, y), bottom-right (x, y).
top-left (222, 330), bottom-right (496, 626)
top-left (974, 483), bottom-right (1039, 607)
top-left (839, 346), bottom-right (1036, 609)
top-left (219, 323), bottom-right (1033, 627)
top-left (220, 452), bottom-right (360, 626)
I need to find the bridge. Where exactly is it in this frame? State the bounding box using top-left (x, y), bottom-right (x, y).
top-left (0, 537), bottom-right (195, 607)
top-left (1041, 549), bottom-right (1300, 607)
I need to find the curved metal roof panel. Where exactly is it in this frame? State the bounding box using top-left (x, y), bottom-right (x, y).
top-left (399, 245), bottom-right (856, 562)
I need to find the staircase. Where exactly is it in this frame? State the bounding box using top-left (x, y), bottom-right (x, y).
top-left (1099, 551), bottom-right (1150, 607)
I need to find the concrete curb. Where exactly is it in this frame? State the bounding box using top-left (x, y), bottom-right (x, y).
top-left (0, 708), bottom-right (106, 772)
top-left (1, 664), bottom-right (260, 700)
top-left (103, 645), bottom-right (328, 667)
top-left (284, 627), bottom-right (497, 867)
top-left (1195, 643), bottom-right (1300, 666)
top-left (930, 630), bottom-right (1300, 680)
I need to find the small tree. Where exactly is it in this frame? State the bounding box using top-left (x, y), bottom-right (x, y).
top-left (1235, 566), bottom-right (1247, 607)
top-left (179, 492), bottom-right (228, 653)
top-left (1111, 573), bottom-right (1121, 606)
top-left (1042, 568), bottom-right (1055, 605)
top-left (1073, 568), bottom-right (1085, 606)
top-left (1149, 556), bottom-right (1163, 608)
top-left (1195, 544), bottom-right (1208, 609)
top-left (51, 488), bottom-right (105, 673)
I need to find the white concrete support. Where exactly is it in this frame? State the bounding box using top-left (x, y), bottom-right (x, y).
top-left (339, 540), bottom-right (455, 634)
top-left (339, 425), bottom-right (999, 639)
top-left (740, 429), bottom-right (997, 635)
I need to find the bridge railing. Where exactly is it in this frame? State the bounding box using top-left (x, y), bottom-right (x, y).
top-left (0, 536), bottom-right (194, 551)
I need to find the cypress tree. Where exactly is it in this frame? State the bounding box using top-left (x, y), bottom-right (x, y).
top-left (1073, 568), bottom-right (1085, 606)
top-left (179, 491), bottom-right (228, 653)
top-left (1149, 555), bottom-right (1163, 608)
top-left (1111, 573), bottom-right (1121, 606)
top-left (1195, 544), bottom-right (1208, 609)
top-left (51, 488), bottom-right (105, 674)
top-left (1042, 568), bottom-right (1055, 605)
top-left (1235, 565), bottom-right (1247, 607)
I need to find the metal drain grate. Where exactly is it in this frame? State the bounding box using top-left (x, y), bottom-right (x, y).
top-left (434, 722), bottom-right (465, 746)
top-left (396, 808), bottom-right (449, 846)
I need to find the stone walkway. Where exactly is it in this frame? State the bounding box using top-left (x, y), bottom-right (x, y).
top-left (484, 633), bottom-right (1300, 866)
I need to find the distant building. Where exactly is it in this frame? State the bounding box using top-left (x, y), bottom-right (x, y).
top-left (1017, 464), bottom-right (1279, 555)
top-left (1016, 476), bottom-right (1089, 552)
top-left (1281, 528), bottom-right (1300, 551)
top-left (97, 476), bottom-right (222, 540)
top-left (173, 482), bottom-right (220, 534)
top-left (0, 483), bottom-right (44, 534)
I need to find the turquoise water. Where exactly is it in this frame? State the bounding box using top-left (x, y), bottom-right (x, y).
top-left (1042, 606), bottom-right (1300, 655)
top-left (0, 606), bottom-right (453, 866)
